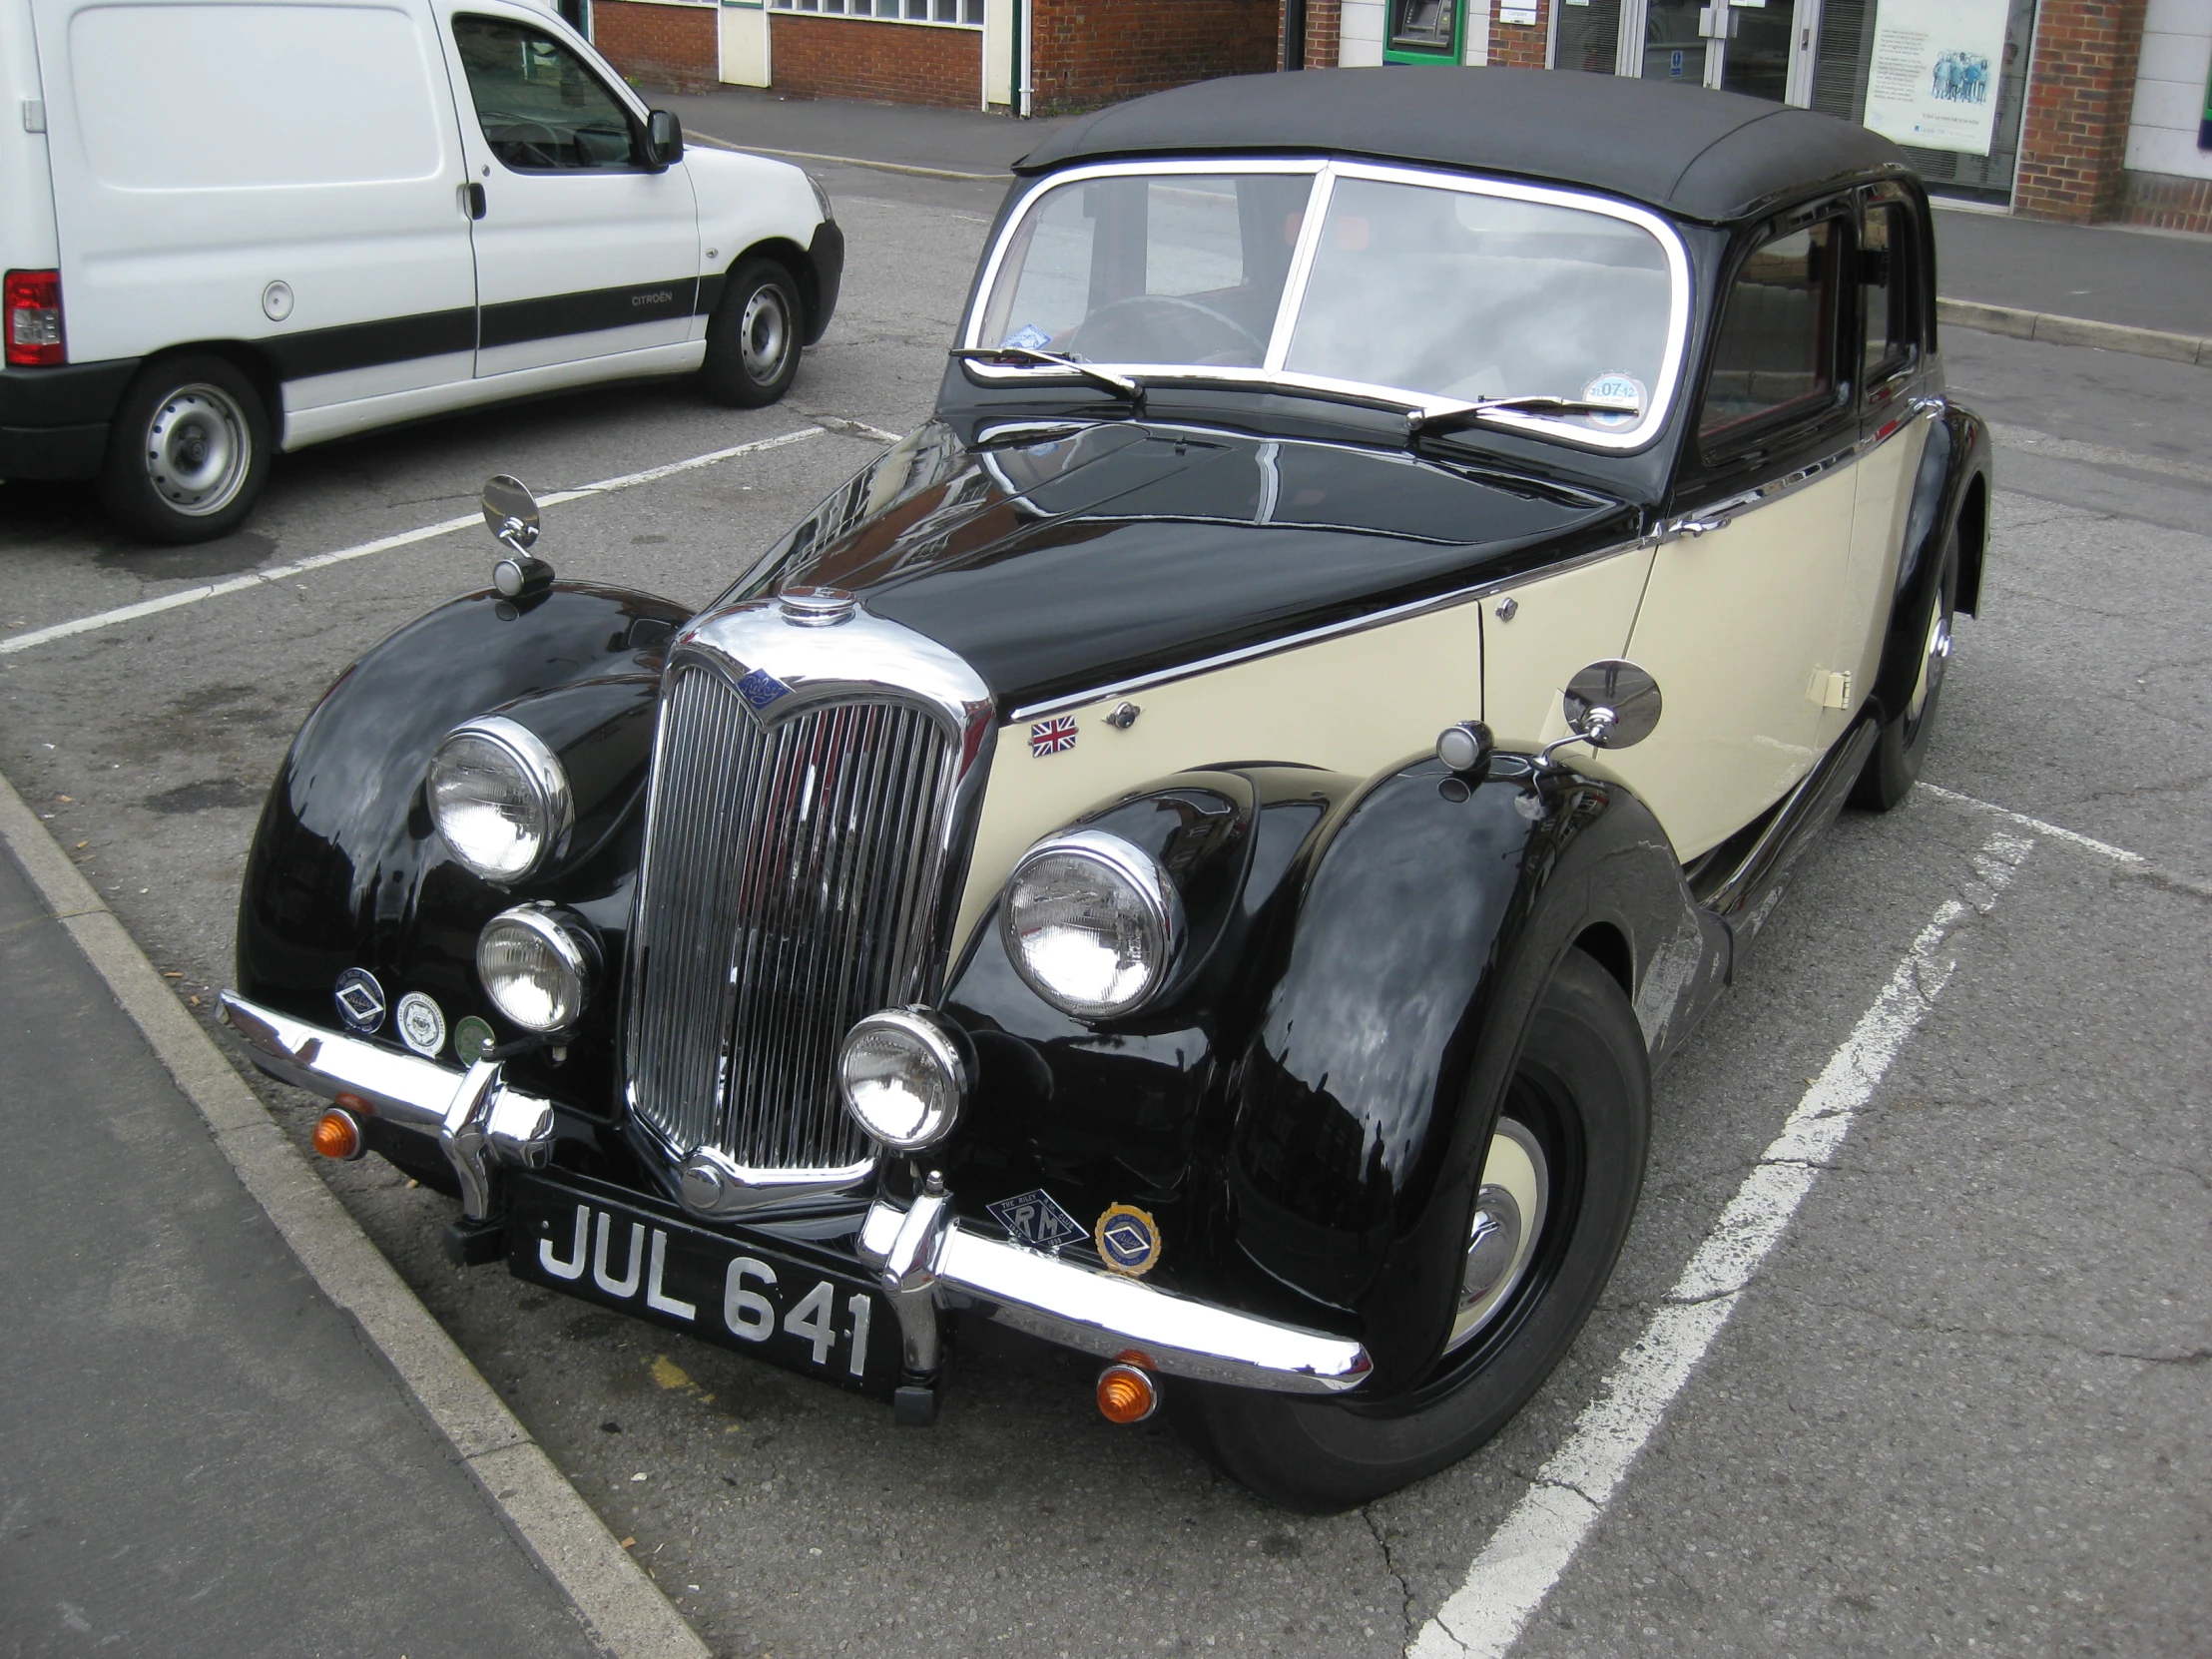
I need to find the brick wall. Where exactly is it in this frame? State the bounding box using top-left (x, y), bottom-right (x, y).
top-left (593, 0), bottom-right (720, 95)
top-left (1030, 0), bottom-right (1280, 112)
top-left (1484, 0), bottom-right (1551, 69)
top-left (2013, 0), bottom-right (2149, 221)
top-left (1301, 0), bottom-right (1340, 69)
top-left (768, 12), bottom-right (982, 107)
top-left (2119, 168), bottom-right (2212, 234)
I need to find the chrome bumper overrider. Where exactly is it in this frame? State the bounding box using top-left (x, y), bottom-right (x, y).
top-left (216, 991), bottom-right (1373, 1396)
top-left (857, 1187), bottom-right (1373, 1395)
top-left (217, 991), bottom-right (553, 1222)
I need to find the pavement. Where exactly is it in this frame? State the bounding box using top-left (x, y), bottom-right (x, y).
top-left (3, 130), bottom-right (2209, 1659)
top-left (671, 84), bottom-right (2212, 341)
top-left (0, 841), bottom-right (605, 1656)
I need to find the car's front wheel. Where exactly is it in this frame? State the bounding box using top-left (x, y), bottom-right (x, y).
top-left (702, 257), bottom-right (803, 408)
top-left (1179, 949), bottom-right (1651, 1511)
top-left (98, 354), bottom-right (271, 544)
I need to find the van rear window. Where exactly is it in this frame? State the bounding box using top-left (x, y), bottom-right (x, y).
top-left (68, 4), bottom-right (449, 190)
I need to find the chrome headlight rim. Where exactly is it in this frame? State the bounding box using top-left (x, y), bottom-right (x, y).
top-left (475, 902), bottom-right (596, 1035)
top-left (1000, 827), bottom-right (1184, 1020)
top-left (836, 1005), bottom-right (968, 1152)
top-left (427, 715), bottom-right (574, 884)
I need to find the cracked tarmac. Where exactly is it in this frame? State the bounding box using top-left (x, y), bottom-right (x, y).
top-left (2, 184), bottom-right (2208, 1656)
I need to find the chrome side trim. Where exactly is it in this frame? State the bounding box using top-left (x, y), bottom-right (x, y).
top-left (1007, 532), bottom-right (1653, 723)
top-left (961, 157), bottom-right (1694, 455)
top-left (1660, 401), bottom-right (1938, 543)
top-left (856, 1193), bottom-right (1373, 1394)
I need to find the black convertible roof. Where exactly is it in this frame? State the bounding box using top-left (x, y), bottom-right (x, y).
top-left (1013, 68), bottom-right (1911, 225)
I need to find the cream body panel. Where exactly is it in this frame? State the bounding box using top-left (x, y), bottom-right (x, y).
top-left (949, 603), bottom-right (1481, 964)
top-left (1607, 460), bottom-right (1859, 860)
top-left (1476, 545), bottom-right (1655, 754)
top-left (1827, 413), bottom-right (1932, 746)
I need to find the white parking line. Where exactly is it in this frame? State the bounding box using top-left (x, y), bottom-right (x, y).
top-left (0, 425), bottom-right (828, 660)
top-left (1914, 782), bottom-right (2144, 865)
top-left (1410, 826), bottom-right (2036, 1659)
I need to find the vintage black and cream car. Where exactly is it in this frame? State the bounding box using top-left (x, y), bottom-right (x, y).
top-left (221, 70), bottom-right (1989, 1509)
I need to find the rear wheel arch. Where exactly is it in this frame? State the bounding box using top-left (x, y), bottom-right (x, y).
top-left (1953, 471), bottom-right (1988, 618)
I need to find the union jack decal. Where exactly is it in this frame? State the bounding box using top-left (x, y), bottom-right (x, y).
top-left (1028, 715), bottom-right (1078, 757)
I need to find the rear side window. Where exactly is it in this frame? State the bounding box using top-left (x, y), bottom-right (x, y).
top-left (68, 4), bottom-right (449, 189)
top-left (1699, 222), bottom-right (1842, 440)
top-left (1860, 203), bottom-right (1916, 386)
top-left (453, 17), bottom-right (638, 172)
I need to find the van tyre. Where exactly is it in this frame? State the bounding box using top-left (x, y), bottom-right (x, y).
top-left (100, 354), bottom-right (271, 544)
top-left (703, 258), bottom-right (803, 407)
top-left (1177, 949), bottom-right (1650, 1512)
top-left (1853, 524), bottom-right (1958, 812)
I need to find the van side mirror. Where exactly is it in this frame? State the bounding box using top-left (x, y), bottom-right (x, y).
top-left (646, 110), bottom-right (684, 171)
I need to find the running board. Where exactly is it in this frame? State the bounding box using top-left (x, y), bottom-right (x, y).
top-left (1701, 717), bottom-right (1881, 970)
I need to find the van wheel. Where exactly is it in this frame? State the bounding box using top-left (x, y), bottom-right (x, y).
top-left (99, 355), bottom-right (271, 544)
top-left (1853, 525), bottom-right (1958, 812)
top-left (1176, 950), bottom-right (1650, 1512)
top-left (703, 258), bottom-right (802, 407)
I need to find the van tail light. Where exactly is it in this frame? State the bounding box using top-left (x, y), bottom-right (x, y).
top-left (5, 270), bottom-right (65, 367)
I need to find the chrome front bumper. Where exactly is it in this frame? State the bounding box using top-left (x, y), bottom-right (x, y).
top-left (217, 991), bottom-right (553, 1221)
top-left (218, 991), bottom-right (1373, 1397)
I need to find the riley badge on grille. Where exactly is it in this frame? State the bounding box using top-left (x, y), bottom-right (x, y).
top-left (1029, 715), bottom-right (1078, 757)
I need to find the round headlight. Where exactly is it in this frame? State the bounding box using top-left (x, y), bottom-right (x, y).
top-left (427, 717), bottom-right (571, 882)
top-left (837, 1008), bottom-right (966, 1151)
top-left (1001, 829), bottom-right (1183, 1019)
top-left (476, 904), bottom-right (594, 1034)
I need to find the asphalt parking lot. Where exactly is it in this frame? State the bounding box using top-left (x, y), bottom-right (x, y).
top-left (4, 161), bottom-right (2208, 1658)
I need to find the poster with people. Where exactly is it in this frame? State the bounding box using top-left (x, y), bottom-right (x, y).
top-left (1862, 0), bottom-right (2009, 156)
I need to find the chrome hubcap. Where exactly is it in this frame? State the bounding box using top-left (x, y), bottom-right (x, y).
top-left (1448, 1117), bottom-right (1549, 1352)
top-left (1907, 607), bottom-right (1951, 725)
top-left (145, 382), bottom-right (251, 515)
top-left (739, 284), bottom-right (791, 382)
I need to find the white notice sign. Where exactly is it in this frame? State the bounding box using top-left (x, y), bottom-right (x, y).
top-left (1861, 0), bottom-right (2009, 156)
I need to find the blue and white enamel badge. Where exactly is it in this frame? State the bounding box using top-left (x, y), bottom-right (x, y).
top-left (735, 667), bottom-right (792, 713)
top-left (1029, 715), bottom-right (1078, 757)
top-left (1095, 1204), bottom-right (1162, 1277)
top-left (987, 1189), bottom-right (1086, 1253)
top-left (333, 967), bottom-right (385, 1034)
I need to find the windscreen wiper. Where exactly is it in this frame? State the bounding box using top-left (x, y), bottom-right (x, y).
top-left (950, 345), bottom-right (1144, 405)
top-left (1409, 394), bottom-right (1643, 439)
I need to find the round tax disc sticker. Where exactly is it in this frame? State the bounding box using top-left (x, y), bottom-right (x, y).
top-left (1581, 372), bottom-right (1645, 429)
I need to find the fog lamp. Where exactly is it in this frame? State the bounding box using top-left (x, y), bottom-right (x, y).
top-left (836, 1008), bottom-right (966, 1151)
top-left (476, 904), bottom-right (595, 1034)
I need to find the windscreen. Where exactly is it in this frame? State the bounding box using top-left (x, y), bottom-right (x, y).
top-left (973, 165), bottom-right (1681, 443)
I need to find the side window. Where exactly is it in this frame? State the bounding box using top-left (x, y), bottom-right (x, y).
top-left (1698, 221), bottom-right (1842, 442)
top-left (453, 17), bottom-right (637, 172)
top-left (1859, 204), bottom-right (1916, 388)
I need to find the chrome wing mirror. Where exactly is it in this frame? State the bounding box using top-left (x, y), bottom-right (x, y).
top-left (481, 474), bottom-right (554, 599)
top-left (1538, 660), bottom-right (1661, 770)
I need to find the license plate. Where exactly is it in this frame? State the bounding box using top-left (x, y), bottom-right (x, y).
top-left (506, 1172), bottom-right (898, 1399)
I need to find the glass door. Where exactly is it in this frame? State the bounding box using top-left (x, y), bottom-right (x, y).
top-left (1716, 0), bottom-right (1797, 102)
top-left (1554, 0), bottom-right (1624, 74)
top-left (1640, 0), bottom-right (1710, 87)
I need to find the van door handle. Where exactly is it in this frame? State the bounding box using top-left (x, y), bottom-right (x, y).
top-left (463, 183), bottom-right (487, 221)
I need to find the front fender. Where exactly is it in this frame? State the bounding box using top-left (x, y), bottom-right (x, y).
top-left (235, 583), bottom-right (688, 1112)
top-left (937, 755), bottom-right (1719, 1390)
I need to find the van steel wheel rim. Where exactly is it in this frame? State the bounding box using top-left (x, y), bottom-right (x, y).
top-left (740, 285), bottom-right (791, 381)
top-left (1446, 1117), bottom-right (1550, 1353)
top-left (145, 383), bottom-right (250, 515)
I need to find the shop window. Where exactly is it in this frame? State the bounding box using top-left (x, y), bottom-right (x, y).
top-left (770, 0), bottom-right (985, 24)
top-left (1859, 203), bottom-right (1915, 388)
top-left (1699, 221), bottom-right (1842, 441)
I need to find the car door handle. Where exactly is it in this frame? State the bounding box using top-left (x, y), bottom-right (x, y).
top-left (463, 182), bottom-right (487, 221)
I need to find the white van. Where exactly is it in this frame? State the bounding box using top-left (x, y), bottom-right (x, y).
top-left (1, 0), bottom-right (841, 542)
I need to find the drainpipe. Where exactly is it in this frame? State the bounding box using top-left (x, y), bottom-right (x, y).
top-left (1019, 0), bottom-right (1033, 117)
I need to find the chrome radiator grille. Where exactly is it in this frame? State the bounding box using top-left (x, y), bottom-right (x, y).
top-left (624, 662), bottom-right (959, 1172)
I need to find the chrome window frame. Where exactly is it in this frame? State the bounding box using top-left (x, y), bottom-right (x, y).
top-left (959, 157), bottom-right (1694, 454)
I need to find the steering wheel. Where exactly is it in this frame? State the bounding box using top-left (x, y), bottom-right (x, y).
top-left (1070, 293), bottom-right (1267, 365)
top-left (497, 120), bottom-right (563, 170)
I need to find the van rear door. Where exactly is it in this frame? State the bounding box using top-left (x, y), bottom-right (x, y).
top-left (439, 7), bottom-right (700, 380)
top-left (36, 0), bottom-right (477, 438)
